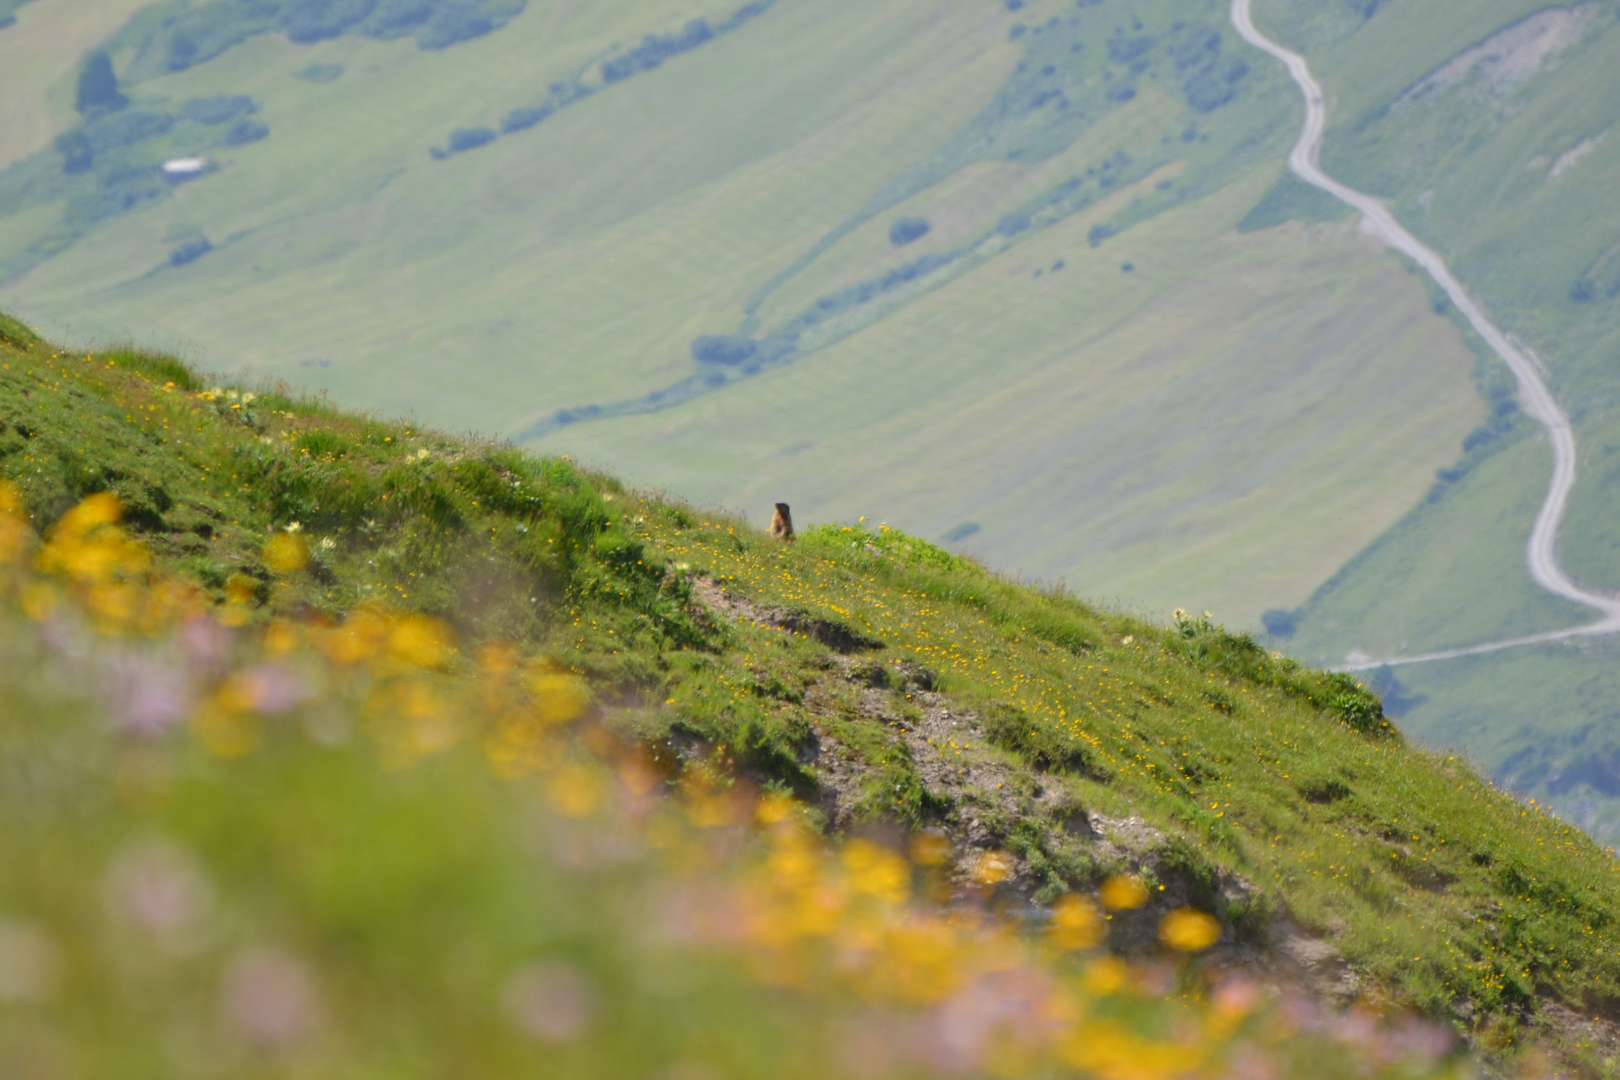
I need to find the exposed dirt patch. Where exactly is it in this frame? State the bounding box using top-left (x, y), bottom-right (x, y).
top-left (690, 577), bottom-right (883, 653)
top-left (1397, 4), bottom-right (1599, 105)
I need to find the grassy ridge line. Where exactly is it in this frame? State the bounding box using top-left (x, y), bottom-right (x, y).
top-left (2, 319), bottom-right (1619, 1054)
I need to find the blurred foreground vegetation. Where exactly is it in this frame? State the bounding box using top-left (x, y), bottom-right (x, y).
top-left (0, 314), bottom-right (1616, 1074)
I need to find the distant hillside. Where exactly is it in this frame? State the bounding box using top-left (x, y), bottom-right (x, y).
top-left (4, 316), bottom-right (1620, 1067)
top-left (0, 0), bottom-right (1483, 631)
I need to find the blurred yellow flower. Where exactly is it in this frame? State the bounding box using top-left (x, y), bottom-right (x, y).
top-left (192, 702), bottom-right (261, 758)
top-left (263, 532), bottom-right (309, 574)
top-left (841, 840), bottom-right (909, 904)
top-left (972, 849), bottom-right (1013, 885)
top-left (526, 669), bottom-right (590, 726)
top-left (55, 492), bottom-right (121, 536)
top-left (1080, 955), bottom-right (1128, 996)
top-left (1099, 875), bottom-right (1149, 911)
top-left (0, 480), bottom-right (23, 514)
top-left (755, 792), bottom-right (795, 825)
top-left (0, 481), bottom-right (27, 565)
top-left (1049, 894), bottom-right (1103, 951)
top-left (389, 615), bottom-right (453, 669)
top-left (907, 831), bottom-right (952, 867)
top-left (547, 764), bottom-right (606, 818)
top-left (1158, 908), bottom-right (1220, 952)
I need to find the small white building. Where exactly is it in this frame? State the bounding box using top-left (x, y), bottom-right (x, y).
top-left (161, 157), bottom-right (209, 180)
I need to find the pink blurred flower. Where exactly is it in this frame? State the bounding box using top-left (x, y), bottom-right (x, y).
top-left (182, 617), bottom-right (232, 669)
top-left (502, 961), bottom-right (595, 1043)
top-left (833, 1010), bottom-right (910, 1080)
top-left (103, 839), bottom-right (213, 943)
top-left (221, 947), bottom-right (319, 1049)
top-left (238, 663), bottom-right (307, 715)
top-left (107, 655), bottom-right (191, 736)
top-left (1221, 1043), bottom-right (1280, 1080)
top-left (922, 968), bottom-right (1059, 1075)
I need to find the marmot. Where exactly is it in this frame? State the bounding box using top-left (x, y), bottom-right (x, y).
top-left (771, 502), bottom-right (794, 542)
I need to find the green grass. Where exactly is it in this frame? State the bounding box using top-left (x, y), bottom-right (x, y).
top-left (1381, 636), bottom-right (1620, 840)
top-left (4, 322), bottom-right (1620, 1061)
top-left (1236, 171), bottom-right (1353, 233)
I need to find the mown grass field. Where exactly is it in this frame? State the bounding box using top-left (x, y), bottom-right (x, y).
top-left (0, 0), bottom-right (1489, 633)
top-left (2, 318), bottom-right (1619, 1072)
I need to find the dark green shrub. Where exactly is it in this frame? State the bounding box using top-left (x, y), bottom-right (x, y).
top-left (889, 216), bottom-right (930, 246)
top-left (75, 52), bottom-right (128, 115)
top-left (56, 131), bottom-right (93, 174)
top-left (691, 335), bottom-right (757, 366)
top-left (1184, 57), bottom-right (1248, 112)
top-left (279, 0), bottom-right (377, 44)
top-left (446, 127), bottom-right (496, 153)
top-left (89, 162), bottom-right (167, 221)
top-left (1171, 27), bottom-right (1220, 71)
top-left (295, 63), bottom-right (346, 82)
top-left (362, 0), bottom-right (433, 37)
top-left (84, 110), bottom-right (174, 154)
top-left (602, 19), bottom-right (712, 82)
top-left (502, 105), bottom-right (552, 133)
top-left (418, 3), bottom-right (494, 49)
top-left (169, 238), bottom-right (212, 267)
top-left (997, 213), bottom-right (1031, 237)
top-left (225, 120), bottom-right (270, 146)
top-left (1260, 609), bottom-right (1298, 638)
top-left (1108, 35), bottom-right (1155, 64)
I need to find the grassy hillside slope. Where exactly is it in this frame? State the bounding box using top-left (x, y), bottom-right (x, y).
top-left (3, 317), bottom-right (1620, 1066)
top-left (0, 0), bottom-right (1486, 628)
top-left (1248, 0), bottom-right (1620, 842)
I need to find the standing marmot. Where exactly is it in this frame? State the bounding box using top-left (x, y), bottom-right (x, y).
top-left (771, 502), bottom-right (794, 542)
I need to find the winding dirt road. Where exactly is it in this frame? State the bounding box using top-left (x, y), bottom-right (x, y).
top-left (1229, 0), bottom-right (1620, 671)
